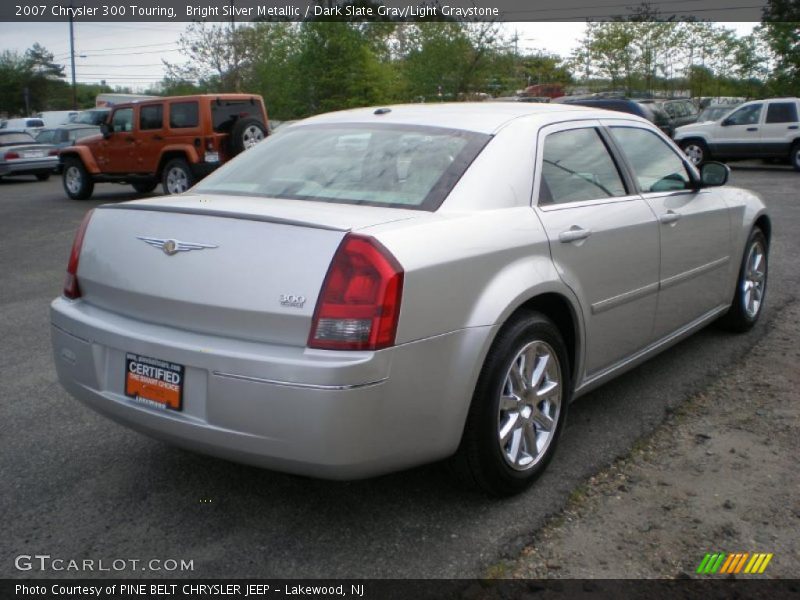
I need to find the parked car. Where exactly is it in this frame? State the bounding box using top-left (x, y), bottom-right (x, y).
top-left (59, 94), bottom-right (269, 199)
top-left (36, 124), bottom-right (100, 149)
top-left (37, 111), bottom-right (80, 127)
top-left (70, 108), bottom-right (111, 126)
top-left (1, 117), bottom-right (46, 135)
top-left (559, 98), bottom-right (675, 137)
top-left (675, 97), bottom-right (800, 170)
top-left (639, 98), bottom-right (700, 128)
top-left (51, 103), bottom-right (770, 496)
top-left (0, 130), bottom-right (58, 180)
top-left (696, 103), bottom-right (741, 123)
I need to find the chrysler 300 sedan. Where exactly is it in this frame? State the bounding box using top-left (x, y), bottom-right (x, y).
top-left (51, 103), bottom-right (770, 495)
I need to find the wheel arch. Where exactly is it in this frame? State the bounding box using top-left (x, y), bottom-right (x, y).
top-left (59, 148), bottom-right (100, 174)
top-left (156, 148), bottom-right (196, 179)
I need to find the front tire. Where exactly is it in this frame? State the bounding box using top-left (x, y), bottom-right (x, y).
top-left (680, 139), bottom-right (708, 166)
top-left (718, 227), bottom-right (768, 332)
top-left (161, 158), bottom-right (194, 195)
top-left (450, 312), bottom-right (571, 496)
top-left (62, 157), bottom-right (94, 200)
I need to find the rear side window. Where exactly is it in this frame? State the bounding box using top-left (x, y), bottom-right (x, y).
top-left (766, 102), bottom-right (798, 124)
top-left (211, 99), bottom-right (261, 133)
top-left (139, 104), bottom-right (164, 130)
top-left (609, 127), bottom-right (692, 193)
top-left (538, 128), bottom-right (627, 205)
top-left (26, 119), bottom-right (44, 127)
top-left (169, 102), bottom-right (199, 129)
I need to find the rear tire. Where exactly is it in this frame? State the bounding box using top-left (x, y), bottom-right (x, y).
top-left (680, 139), bottom-right (708, 166)
top-left (132, 180), bottom-right (158, 194)
top-left (36, 173), bottom-right (50, 181)
top-left (718, 228), bottom-right (768, 332)
top-left (161, 158), bottom-right (194, 195)
top-left (62, 157), bottom-right (94, 200)
top-left (790, 142), bottom-right (800, 172)
top-left (229, 117), bottom-right (267, 156)
top-left (449, 311), bottom-right (571, 496)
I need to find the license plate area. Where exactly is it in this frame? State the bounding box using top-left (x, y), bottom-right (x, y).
top-left (124, 353), bottom-right (184, 411)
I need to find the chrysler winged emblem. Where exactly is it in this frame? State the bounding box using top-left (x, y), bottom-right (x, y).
top-left (137, 236), bottom-right (218, 256)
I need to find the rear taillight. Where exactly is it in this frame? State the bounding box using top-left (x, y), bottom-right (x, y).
top-left (4, 151), bottom-right (20, 160)
top-left (308, 234), bottom-right (404, 351)
top-left (63, 210), bottom-right (94, 299)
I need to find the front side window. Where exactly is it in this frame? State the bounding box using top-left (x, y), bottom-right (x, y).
top-left (139, 104), bottom-right (164, 130)
top-left (609, 127), bottom-right (692, 193)
top-left (169, 102), bottom-right (199, 129)
top-left (111, 108), bottom-right (133, 133)
top-left (538, 127), bottom-right (626, 205)
top-left (194, 124), bottom-right (489, 210)
top-left (766, 102), bottom-right (799, 124)
top-left (726, 103), bottom-right (762, 126)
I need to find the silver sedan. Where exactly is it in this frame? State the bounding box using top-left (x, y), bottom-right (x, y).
top-left (51, 103), bottom-right (770, 496)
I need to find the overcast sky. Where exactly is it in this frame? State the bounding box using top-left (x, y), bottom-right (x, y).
top-left (0, 21), bottom-right (757, 91)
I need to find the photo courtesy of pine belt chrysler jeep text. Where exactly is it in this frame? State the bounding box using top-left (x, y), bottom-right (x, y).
top-left (51, 103), bottom-right (770, 496)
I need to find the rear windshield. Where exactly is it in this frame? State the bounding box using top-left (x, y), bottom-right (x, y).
top-left (211, 98), bottom-right (263, 133)
top-left (195, 124), bottom-right (490, 210)
top-left (0, 132), bottom-right (36, 146)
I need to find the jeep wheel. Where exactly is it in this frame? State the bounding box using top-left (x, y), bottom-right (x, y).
top-left (162, 159), bottom-right (194, 195)
top-left (132, 180), bottom-right (158, 194)
top-left (62, 157), bottom-right (94, 200)
top-left (229, 117), bottom-right (267, 156)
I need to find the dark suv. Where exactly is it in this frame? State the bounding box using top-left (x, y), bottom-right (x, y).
top-left (59, 94), bottom-right (269, 200)
top-left (560, 98), bottom-right (675, 137)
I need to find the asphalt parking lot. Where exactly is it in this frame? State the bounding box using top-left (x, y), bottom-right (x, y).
top-left (1, 167), bottom-right (798, 579)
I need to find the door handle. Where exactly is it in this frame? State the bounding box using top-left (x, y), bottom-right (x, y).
top-left (559, 226), bottom-right (592, 243)
top-left (660, 210), bottom-right (682, 225)
top-left (788, 125), bottom-right (799, 130)
top-left (746, 127), bottom-right (758, 132)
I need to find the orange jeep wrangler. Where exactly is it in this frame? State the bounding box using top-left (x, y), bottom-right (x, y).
top-left (60, 94), bottom-right (268, 199)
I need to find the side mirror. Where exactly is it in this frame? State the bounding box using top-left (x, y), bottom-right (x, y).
top-left (700, 161), bottom-right (730, 187)
top-left (100, 123), bottom-right (112, 139)
top-left (721, 118), bottom-right (733, 127)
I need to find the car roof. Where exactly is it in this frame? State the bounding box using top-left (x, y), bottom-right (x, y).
top-left (295, 102), bottom-right (623, 134)
top-left (0, 129), bottom-right (32, 134)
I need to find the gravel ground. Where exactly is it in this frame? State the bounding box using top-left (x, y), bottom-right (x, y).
top-left (509, 301), bottom-right (800, 579)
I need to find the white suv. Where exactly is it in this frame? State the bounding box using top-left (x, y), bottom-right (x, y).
top-left (674, 97), bottom-right (800, 171)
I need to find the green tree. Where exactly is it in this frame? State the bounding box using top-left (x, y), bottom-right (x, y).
top-left (760, 0), bottom-right (800, 94)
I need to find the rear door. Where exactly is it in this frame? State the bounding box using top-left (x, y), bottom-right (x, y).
top-left (759, 101), bottom-right (799, 158)
top-left (533, 121), bottom-right (660, 376)
top-left (606, 123), bottom-right (731, 340)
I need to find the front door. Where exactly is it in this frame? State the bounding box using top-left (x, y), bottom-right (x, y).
top-left (533, 122), bottom-right (660, 377)
top-left (606, 125), bottom-right (731, 341)
top-left (99, 107), bottom-right (136, 173)
top-left (712, 102), bottom-right (763, 158)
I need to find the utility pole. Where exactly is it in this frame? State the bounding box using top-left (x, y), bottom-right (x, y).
top-left (230, 0), bottom-right (239, 92)
top-left (69, 3), bottom-right (77, 110)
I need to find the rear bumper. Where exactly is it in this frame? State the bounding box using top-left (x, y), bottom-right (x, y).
top-left (0, 157), bottom-right (58, 176)
top-left (50, 297), bottom-right (493, 479)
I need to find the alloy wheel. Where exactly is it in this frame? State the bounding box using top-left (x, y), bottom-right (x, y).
top-left (497, 341), bottom-right (562, 471)
top-left (65, 166), bottom-right (82, 194)
top-left (165, 167), bottom-right (189, 194)
top-left (743, 239), bottom-right (766, 318)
